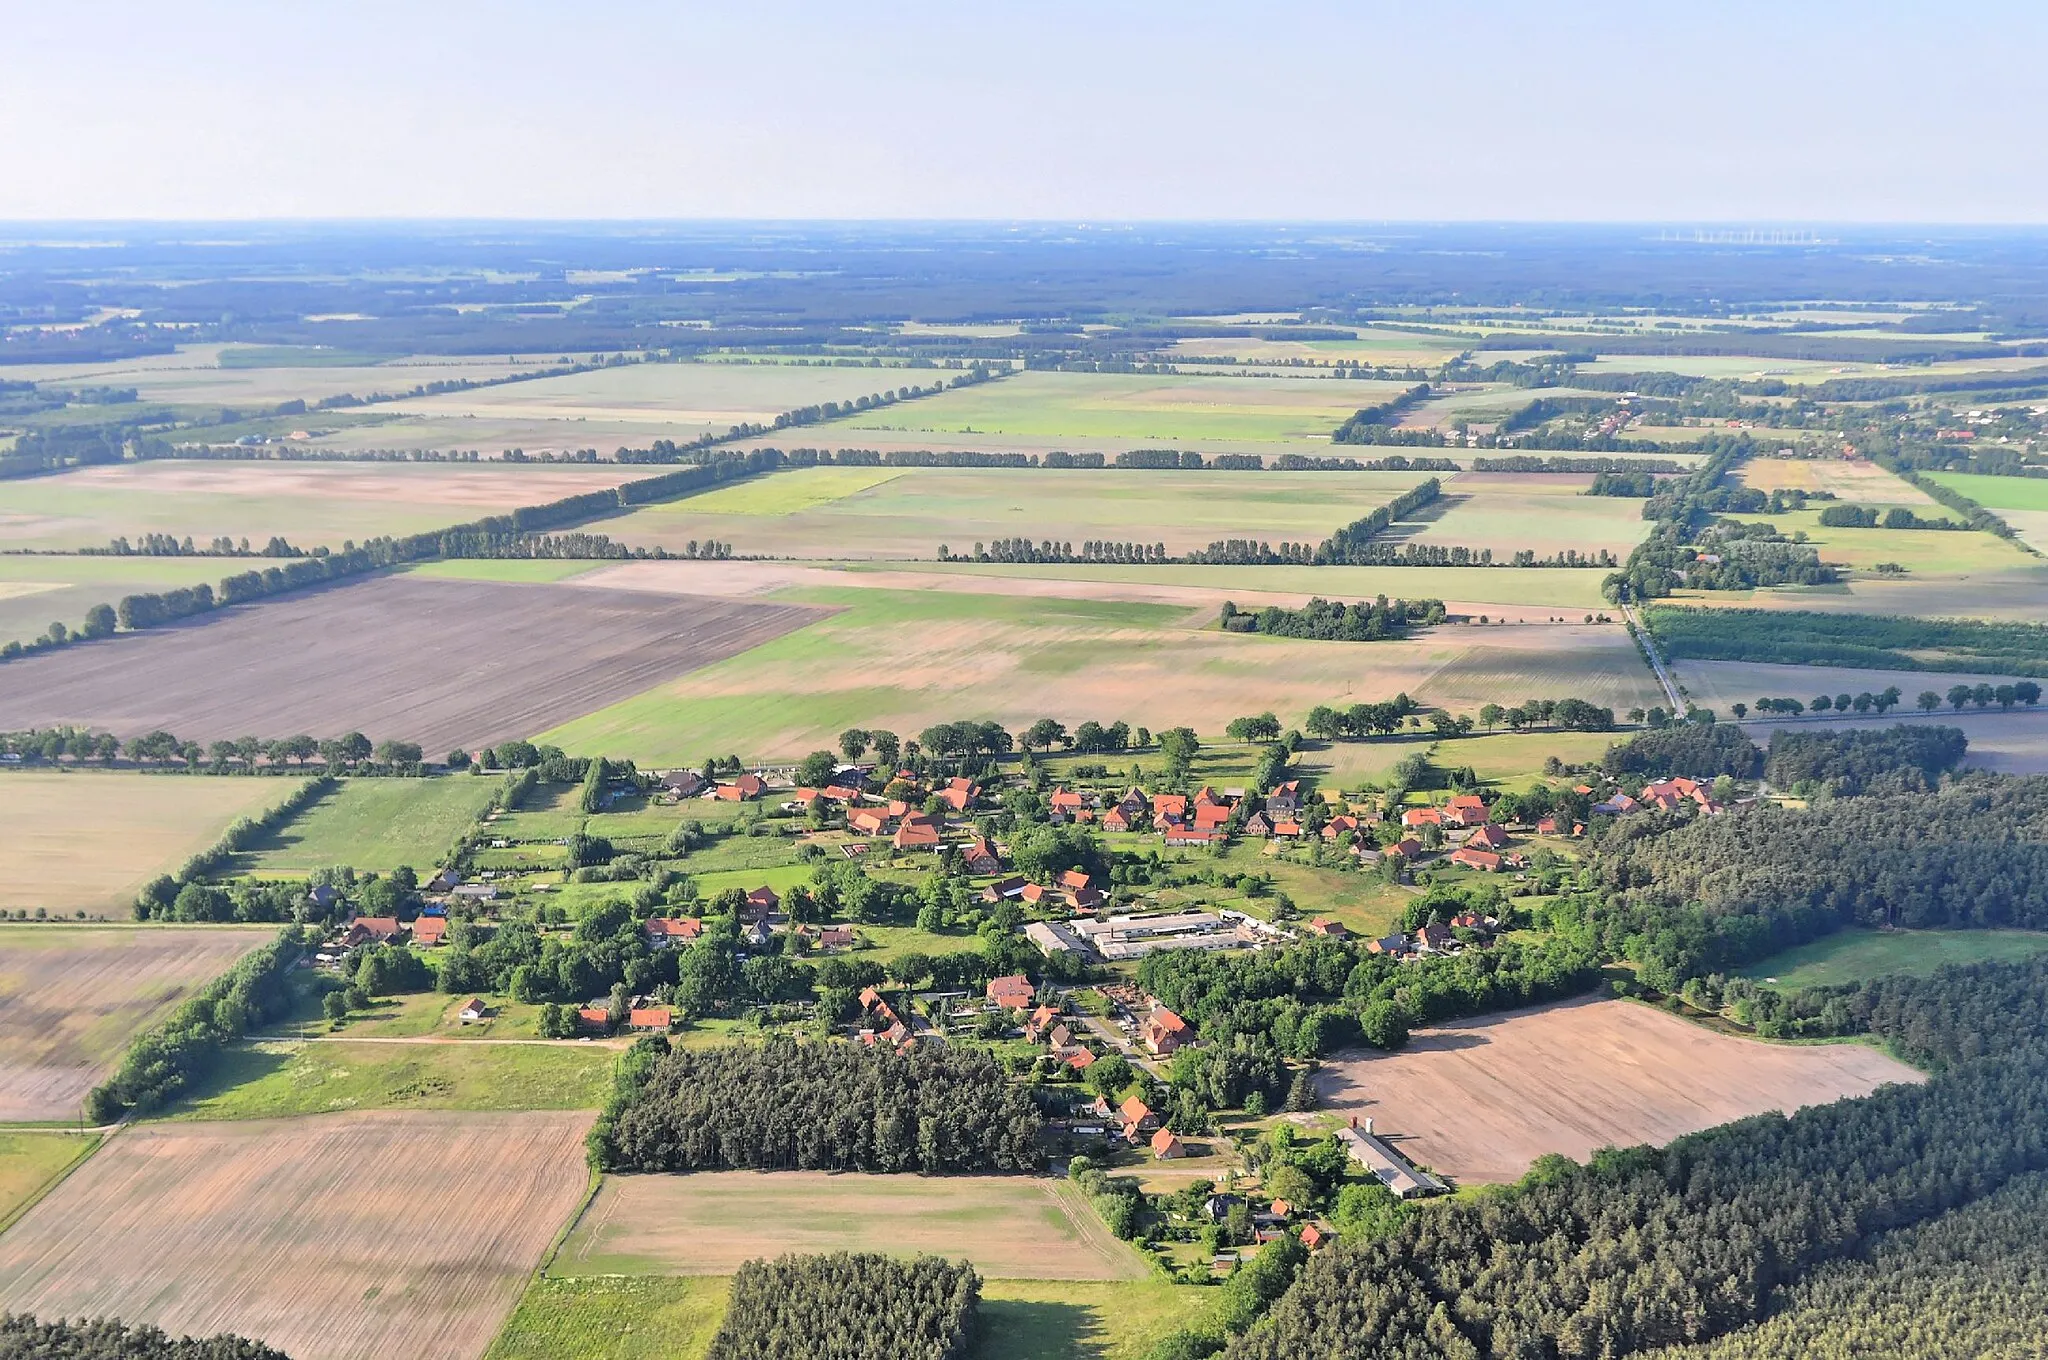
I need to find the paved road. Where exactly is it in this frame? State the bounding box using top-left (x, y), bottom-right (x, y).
top-left (1621, 601), bottom-right (1688, 716)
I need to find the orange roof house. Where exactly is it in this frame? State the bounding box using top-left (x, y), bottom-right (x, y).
top-left (987, 974), bottom-right (1036, 1010)
top-left (1120, 1095), bottom-right (1159, 1130)
top-left (643, 917), bottom-right (703, 946)
top-left (893, 817), bottom-right (942, 851)
top-left (411, 915), bottom-right (447, 946)
top-left (628, 1007), bottom-right (674, 1031)
top-left (1401, 807), bottom-right (1442, 828)
top-left (1467, 823), bottom-right (1510, 850)
top-left (1448, 846), bottom-right (1504, 872)
top-left (1151, 1127), bottom-right (1185, 1159)
top-left (1144, 1007), bottom-right (1191, 1055)
top-left (1103, 807), bottom-right (1133, 832)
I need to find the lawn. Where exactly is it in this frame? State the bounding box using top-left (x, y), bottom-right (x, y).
top-left (1736, 928), bottom-right (2048, 990)
top-left (162, 1039), bottom-right (615, 1120)
top-left (602, 465), bottom-right (1422, 560)
top-left (838, 369), bottom-right (1408, 445)
top-left (535, 576), bottom-right (1661, 763)
top-left (0, 774), bottom-right (307, 914)
top-left (485, 1277), bottom-right (728, 1360)
top-left (0, 1133), bottom-right (98, 1232)
top-left (238, 776), bottom-right (500, 876)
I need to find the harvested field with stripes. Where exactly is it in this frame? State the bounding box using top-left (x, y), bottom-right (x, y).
top-left (0, 924), bottom-right (274, 1122)
top-left (0, 1110), bottom-right (592, 1360)
top-left (0, 574), bottom-right (827, 753)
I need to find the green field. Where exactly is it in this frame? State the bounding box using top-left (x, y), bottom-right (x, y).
top-left (0, 1133), bottom-right (98, 1232)
top-left (0, 554), bottom-right (234, 650)
top-left (1744, 507), bottom-right (2032, 576)
top-left (1738, 929), bottom-right (2048, 990)
top-left (482, 1275), bottom-right (1211, 1360)
top-left (603, 465), bottom-right (1421, 559)
top-left (1410, 475), bottom-right (1656, 558)
top-left (163, 1039), bottom-right (614, 1119)
top-left (239, 777), bottom-right (499, 876)
top-left (485, 1277), bottom-right (728, 1360)
top-left (1926, 471), bottom-right (2048, 512)
top-left (838, 369), bottom-right (1407, 445)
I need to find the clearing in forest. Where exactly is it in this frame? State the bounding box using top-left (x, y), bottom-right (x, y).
top-left (0, 924), bottom-right (275, 1122)
top-left (1314, 997), bottom-right (1920, 1185)
top-left (554, 1170), bottom-right (1149, 1281)
top-left (0, 1110), bottom-right (593, 1360)
top-left (0, 774), bottom-right (304, 914)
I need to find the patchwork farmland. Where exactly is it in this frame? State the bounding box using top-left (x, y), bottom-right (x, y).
top-left (0, 574), bottom-right (827, 753)
top-left (0, 1111), bottom-right (593, 1360)
top-left (1314, 999), bottom-right (1921, 1184)
top-left (0, 925), bottom-right (274, 1121)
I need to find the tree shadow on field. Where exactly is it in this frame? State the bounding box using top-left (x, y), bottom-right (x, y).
top-left (977, 1300), bottom-right (1099, 1360)
top-left (161, 1040), bottom-right (293, 1111)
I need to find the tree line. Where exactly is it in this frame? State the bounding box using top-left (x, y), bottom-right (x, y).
top-left (705, 1253), bottom-right (979, 1360)
top-left (1314, 479), bottom-right (1442, 563)
top-left (1642, 604), bottom-right (2048, 678)
top-left (0, 1315), bottom-right (289, 1360)
top-left (591, 1036), bottom-right (1043, 1174)
top-left (1220, 596), bottom-right (1445, 641)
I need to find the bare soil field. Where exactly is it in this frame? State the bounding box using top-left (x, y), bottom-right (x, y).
top-left (1315, 998), bottom-right (1920, 1184)
top-left (1402, 473), bottom-right (1656, 558)
top-left (0, 773), bottom-right (303, 914)
top-left (555, 1170), bottom-right (1147, 1281)
top-left (0, 925), bottom-right (274, 1122)
top-left (0, 1111), bottom-right (592, 1360)
top-left (1738, 456), bottom-right (1942, 506)
top-left (1672, 657), bottom-right (2020, 716)
top-left (0, 461), bottom-right (644, 553)
top-left (0, 574), bottom-right (826, 753)
top-left (1671, 566), bottom-right (2048, 623)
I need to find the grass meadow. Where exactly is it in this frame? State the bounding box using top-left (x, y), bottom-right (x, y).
top-left (237, 776), bottom-right (500, 876)
top-left (1926, 471), bottom-right (2048, 513)
top-left (163, 1040), bottom-right (614, 1120)
top-left (1736, 929), bottom-right (2048, 990)
top-left (535, 577), bottom-right (1663, 763)
top-left (0, 1134), bottom-right (98, 1232)
top-left (0, 774), bottom-right (307, 914)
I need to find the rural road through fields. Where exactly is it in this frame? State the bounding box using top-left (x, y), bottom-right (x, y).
top-left (1621, 601), bottom-right (1688, 715)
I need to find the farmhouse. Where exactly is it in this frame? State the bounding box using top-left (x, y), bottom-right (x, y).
top-left (1102, 806), bottom-right (1134, 832)
top-left (983, 875), bottom-right (1029, 902)
top-left (1445, 794), bottom-right (1491, 827)
top-left (1120, 1095), bottom-right (1159, 1135)
top-left (1391, 836), bottom-right (1424, 859)
top-left (987, 974), bottom-right (1036, 1010)
top-left (1466, 823), bottom-right (1511, 851)
top-left (963, 837), bottom-right (1003, 875)
top-left (715, 774), bottom-right (766, 801)
top-left (411, 915), bottom-right (448, 946)
top-left (1049, 787), bottom-right (1086, 820)
top-left (340, 916), bottom-right (407, 948)
top-left (628, 1006), bottom-right (674, 1031)
top-left (1266, 781), bottom-right (1302, 816)
top-left (578, 1005), bottom-right (611, 1030)
top-left (1145, 1006), bottom-right (1192, 1055)
top-left (660, 769), bottom-right (707, 798)
top-left (1594, 792), bottom-right (1640, 816)
top-left (937, 777), bottom-right (981, 812)
top-left (1401, 807), bottom-right (1442, 829)
top-left (1321, 814), bottom-right (1358, 842)
top-left (644, 917), bottom-right (703, 947)
top-left (1448, 846), bottom-right (1505, 872)
top-left (893, 815), bottom-right (942, 851)
top-left (848, 807), bottom-right (893, 836)
top-left (1242, 810), bottom-right (1273, 838)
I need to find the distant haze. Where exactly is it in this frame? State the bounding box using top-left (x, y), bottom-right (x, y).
top-left (4, 0), bottom-right (2046, 222)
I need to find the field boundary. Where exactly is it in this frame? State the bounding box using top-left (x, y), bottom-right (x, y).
top-left (0, 1131), bottom-right (103, 1236)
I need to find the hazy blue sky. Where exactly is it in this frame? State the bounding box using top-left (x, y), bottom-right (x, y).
top-left (5, 1), bottom-right (2043, 221)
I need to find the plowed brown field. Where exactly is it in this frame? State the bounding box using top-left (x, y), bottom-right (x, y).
top-left (0, 574), bottom-right (826, 752)
top-left (1314, 997), bottom-right (1921, 1184)
top-left (0, 1111), bottom-right (593, 1360)
top-left (0, 924), bottom-right (274, 1121)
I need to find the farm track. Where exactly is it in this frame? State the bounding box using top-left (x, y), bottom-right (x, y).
top-left (0, 575), bottom-right (830, 753)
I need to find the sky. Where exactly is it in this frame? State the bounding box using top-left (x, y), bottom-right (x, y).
top-left (5, 1), bottom-right (2046, 222)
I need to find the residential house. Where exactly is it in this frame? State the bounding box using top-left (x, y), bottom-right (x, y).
top-left (1144, 1006), bottom-right (1191, 1055)
top-left (643, 917), bottom-right (704, 948)
top-left (458, 998), bottom-right (492, 1023)
top-left (1272, 820), bottom-right (1303, 839)
top-left (1593, 792), bottom-right (1640, 816)
top-left (1151, 1127), bottom-right (1186, 1160)
top-left (1266, 780), bottom-right (1303, 816)
top-left (1151, 793), bottom-right (1189, 825)
top-left (577, 1005), bottom-right (611, 1030)
top-left (817, 925), bottom-right (856, 949)
top-left (1019, 882), bottom-right (1052, 907)
top-left (1025, 1004), bottom-right (1061, 1042)
top-left (743, 886), bottom-right (780, 918)
top-left (848, 807), bottom-right (893, 837)
top-left (1445, 794), bottom-right (1491, 827)
top-left (1307, 917), bottom-right (1348, 938)
top-left (1066, 1048), bottom-right (1096, 1072)
top-left (1321, 814), bottom-right (1359, 843)
top-left (1300, 1223), bottom-right (1329, 1250)
top-left (1048, 1023), bottom-right (1074, 1050)
top-left (1391, 836), bottom-right (1424, 859)
top-left (306, 883), bottom-right (339, 912)
top-left (742, 919), bottom-right (773, 948)
top-left (982, 875), bottom-right (1028, 903)
top-left (1102, 806), bottom-right (1134, 833)
top-left (893, 816), bottom-right (942, 852)
top-left (341, 916), bottom-right (407, 948)
top-left (1448, 846), bottom-right (1504, 872)
top-left (1242, 810), bottom-right (1273, 838)
top-left (937, 777), bottom-right (981, 812)
top-left (715, 774), bottom-right (766, 802)
top-left (1192, 801), bottom-right (1231, 832)
top-left (1416, 922), bottom-right (1458, 952)
top-left (1120, 1095), bottom-right (1159, 1134)
top-left (1203, 1193), bottom-right (1242, 1223)
top-left (411, 915), bottom-right (448, 947)
top-left (1366, 933), bottom-right (1411, 957)
top-left (1535, 815), bottom-right (1562, 836)
top-left (425, 867), bottom-right (462, 894)
top-left (963, 837), bottom-right (1003, 876)
top-left (1057, 868), bottom-right (1095, 896)
top-left (660, 769), bottom-right (707, 799)
top-left (987, 974), bottom-right (1036, 1011)
top-left (1466, 823), bottom-right (1510, 851)
top-left (1048, 787), bottom-right (1086, 821)
top-left (629, 1006), bottom-right (674, 1032)
top-left (1401, 806), bottom-right (1443, 829)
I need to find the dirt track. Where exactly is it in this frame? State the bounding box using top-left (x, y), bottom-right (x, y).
top-left (0, 574), bottom-right (825, 752)
top-left (1315, 997), bottom-right (1922, 1184)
